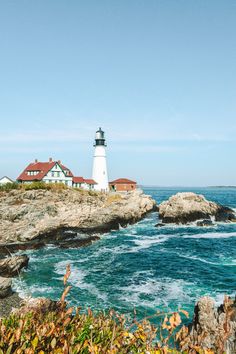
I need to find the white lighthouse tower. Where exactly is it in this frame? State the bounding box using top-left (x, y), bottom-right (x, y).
top-left (92, 127), bottom-right (109, 192)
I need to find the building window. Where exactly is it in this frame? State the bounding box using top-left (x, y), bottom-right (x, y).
top-left (51, 172), bottom-right (54, 177)
top-left (57, 172), bottom-right (60, 177)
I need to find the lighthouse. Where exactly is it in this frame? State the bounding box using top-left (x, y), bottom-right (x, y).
top-left (92, 128), bottom-right (109, 192)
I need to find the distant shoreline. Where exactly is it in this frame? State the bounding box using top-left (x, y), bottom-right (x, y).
top-left (141, 185), bottom-right (236, 189)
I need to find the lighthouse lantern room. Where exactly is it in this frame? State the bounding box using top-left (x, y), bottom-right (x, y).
top-left (92, 128), bottom-right (109, 192)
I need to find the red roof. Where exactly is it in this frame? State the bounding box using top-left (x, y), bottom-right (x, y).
top-left (73, 176), bottom-right (84, 183)
top-left (84, 179), bottom-right (97, 185)
top-left (17, 161), bottom-right (73, 181)
top-left (60, 164), bottom-right (73, 177)
top-left (109, 178), bottom-right (137, 185)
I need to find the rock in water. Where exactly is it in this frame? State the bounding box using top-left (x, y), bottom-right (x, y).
top-left (0, 255), bottom-right (29, 277)
top-left (158, 192), bottom-right (235, 224)
top-left (196, 219), bottom-right (214, 227)
top-left (0, 277), bottom-right (12, 298)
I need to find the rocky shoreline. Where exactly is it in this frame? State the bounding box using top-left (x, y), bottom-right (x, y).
top-left (0, 188), bottom-right (156, 254)
top-left (0, 188), bottom-right (157, 313)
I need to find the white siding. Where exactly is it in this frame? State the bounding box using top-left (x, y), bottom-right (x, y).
top-left (0, 176), bottom-right (13, 185)
top-left (42, 163), bottom-right (73, 186)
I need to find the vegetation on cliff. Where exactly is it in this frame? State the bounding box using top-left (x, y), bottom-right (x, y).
top-left (1, 266), bottom-right (235, 353)
top-left (0, 266), bottom-right (188, 353)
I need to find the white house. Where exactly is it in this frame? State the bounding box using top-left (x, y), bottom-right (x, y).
top-left (17, 158), bottom-right (97, 190)
top-left (0, 176), bottom-right (14, 185)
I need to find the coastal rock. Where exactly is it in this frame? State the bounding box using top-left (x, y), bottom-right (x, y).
top-left (0, 189), bottom-right (156, 252)
top-left (0, 255), bottom-right (29, 277)
top-left (0, 292), bottom-right (22, 318)
top-left (0, 277), bottom-right (12, 298)
top-left (179, 296), bottom-right (236, 353)
top-left (159, 192), bottom-right (235, 224)
top-left (12, 297), bottom-right (59, 316)
top-left (196, 219), bottom-right (214, 227)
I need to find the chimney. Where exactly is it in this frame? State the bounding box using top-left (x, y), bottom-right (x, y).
top-left (49, 157), bottom-right (53, 162)
top-left (58, 160), bottom-right (61, 164)
top-left (35, 159), bottom-right (38, 163)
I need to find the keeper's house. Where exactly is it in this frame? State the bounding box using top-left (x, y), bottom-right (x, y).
top-left (109, 178), bottom-right (137, 192)
top-left (17, 158), bottom-right (97, 190)
top-left (0, 176), bottom-right (14, 185)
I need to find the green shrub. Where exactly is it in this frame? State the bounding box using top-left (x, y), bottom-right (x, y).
top-left (0, 182), bottom-right (19, 192)
top-left (20, 182), bottom-right (68, 191)
top-left (21, 181), bottom-right (48, 190)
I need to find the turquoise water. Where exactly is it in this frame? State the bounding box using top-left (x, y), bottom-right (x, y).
top-left (14, 187), bottom-right (236, 319)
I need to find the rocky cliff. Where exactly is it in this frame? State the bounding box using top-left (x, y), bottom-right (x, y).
top-left (0, 189), bottom-right (156, 252)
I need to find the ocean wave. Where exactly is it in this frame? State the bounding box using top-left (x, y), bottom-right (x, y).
top-left (132, 235), bottom-right (170, 251)
top-left (12, 278), bottom-right (57, 299)
top-left (179, 254), bottom-right (222, 265)
top-left (183, 231), bottom-right (236, 239)
top-left (118, 277), bottom-right (193, 309)
top-left (54, 261), bottom-right (107, 302)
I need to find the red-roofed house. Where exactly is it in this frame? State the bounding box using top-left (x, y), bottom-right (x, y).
top-left (109, 178), bottom-right (137, 192)
top-left (17, 158), bottom-right (97, 190)
top-left (83, 179), bottom-right (97, 190)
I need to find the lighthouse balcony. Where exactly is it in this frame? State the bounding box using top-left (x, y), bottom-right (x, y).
top-left (94, 139), bottom-right (107, 146)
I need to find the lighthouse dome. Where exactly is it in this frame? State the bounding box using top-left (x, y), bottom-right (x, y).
top-left (94, 127), bottom-right (106, 146)
top-left (95, 127), bottom-right (105, 140)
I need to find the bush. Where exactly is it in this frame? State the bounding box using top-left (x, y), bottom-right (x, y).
top-left (21, 181), bottom-right (48, 190)
top-left (20, 182), bottom-right (68, 191)
top-left (0, 182), bottom-right (19, 192)
top-left (0, 265), bottom-right (188, 353)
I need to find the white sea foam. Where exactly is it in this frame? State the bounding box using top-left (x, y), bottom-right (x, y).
top-left (179, 254), bottom-right (221, 265)
top-left (183, 231), bottom-right (236, 239)
top-left (118, 277), bottom-right (192, 309)
top-left (54, 261), bottom-right (107, 302)
top-left (12, 278), bottom-right (55, 299)
top-left (132, 235), bottom-right (170, 250)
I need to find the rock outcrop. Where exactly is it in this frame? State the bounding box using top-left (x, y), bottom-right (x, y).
top-left (158, 192), bottom-right (235, 224)
top-left (179, 296), bottom-right (236, 353)
top-left (0, 189), bottom-right (156, 252)
top-left (0, 255), bottom-right (29, 277)
top-left (0, 277), bottom-right (12, 298)
top-left (0, 255), bottom-right (29, 299)
top-left (12, 297), bottom-right (59, 316)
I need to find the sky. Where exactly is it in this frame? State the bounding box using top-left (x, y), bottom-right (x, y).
top-left (0, 0), bottom-right (235, 186)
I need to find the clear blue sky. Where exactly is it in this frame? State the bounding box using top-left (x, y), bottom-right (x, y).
top-left (0, 0), bottom-right (235, 186)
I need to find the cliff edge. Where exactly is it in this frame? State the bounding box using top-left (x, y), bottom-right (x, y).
top-left (0, 189), bottom-right (156, 251)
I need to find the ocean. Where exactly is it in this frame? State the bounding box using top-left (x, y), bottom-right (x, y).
top-left (14, 187), bottom-right (236, 320)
